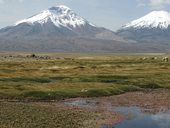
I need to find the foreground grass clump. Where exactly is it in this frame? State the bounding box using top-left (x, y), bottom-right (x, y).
top-left (0, 77), bottom-right (51, 83)
top-left (0, 53), bottom-right (170, 100)
top-left (0, 102), bottom-right (102, 128)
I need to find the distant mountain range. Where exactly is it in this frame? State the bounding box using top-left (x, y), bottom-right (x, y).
top-left (0, 5), bottom-right (170, 52)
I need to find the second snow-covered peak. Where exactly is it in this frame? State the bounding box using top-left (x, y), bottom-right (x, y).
top-left (122, 11), bottom-right (170, 29)
top-left (16, 5), bottom-right (93, 29)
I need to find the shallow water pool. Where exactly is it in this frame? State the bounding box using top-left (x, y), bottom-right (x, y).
top-left (64, 99), bottom-right (170, 128)
top-left (112, 107), bottom-right (170, 128)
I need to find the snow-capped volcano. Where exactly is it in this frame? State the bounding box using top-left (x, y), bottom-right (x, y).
top-left (1, 5), bottom-right (112, 37)
top-left (122, 11), bottom-right (170, 29)
top-left (117, 10), bottom-right (170, 44)
top-left (16, 5), bottom-right (94, 30)
top-left (0, 5), bottom-right (125, 52)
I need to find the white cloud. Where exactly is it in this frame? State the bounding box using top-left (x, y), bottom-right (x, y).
top-left (137, 0), bottom-right (170, 9)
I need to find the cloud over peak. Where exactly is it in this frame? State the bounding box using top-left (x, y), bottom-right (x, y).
top-left (137, 0), bottom-right (170, 9)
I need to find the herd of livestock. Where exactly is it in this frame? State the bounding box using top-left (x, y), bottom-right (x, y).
top-left (140, 56), bottom-right (169, 62)
top-left (0, 54), bottom-right (169, 62)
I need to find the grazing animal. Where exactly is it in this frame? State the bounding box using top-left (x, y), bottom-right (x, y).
top-left (151, 57), bottom-right (157, 60)
top-left (81, 89), bottom-right (88, 92)
top-left (162, 57), bottom-right (169, 62)
top-left (140, 57), bottom-right (148, 61)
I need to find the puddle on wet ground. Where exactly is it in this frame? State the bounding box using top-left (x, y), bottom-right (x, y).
top-left (111, 107), bottom-right (170, 128)
top-left (64, 99), bottom-right (97, 108)
top-left (64, 99), bottom-right (170, 128)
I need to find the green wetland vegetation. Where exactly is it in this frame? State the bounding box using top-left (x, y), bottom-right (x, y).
top-left (0, 53), bottom-right (169, 100)
top-left (0, 53), bottom-right (170, 128)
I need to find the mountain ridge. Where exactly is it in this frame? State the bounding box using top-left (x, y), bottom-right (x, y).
top-left (15, 5), bottom-right (95, 30)
top-left (0, 6), bottom-right (170, 52)
top-left (0, 5), bottom-right (128, 53)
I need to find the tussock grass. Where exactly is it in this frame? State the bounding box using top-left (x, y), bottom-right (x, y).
top-left (0, 53), bottom-right (170, 100)
top-left (0, 77), bottom-right (51, 83)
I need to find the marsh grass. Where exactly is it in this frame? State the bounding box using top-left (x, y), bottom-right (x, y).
top-left (0, 77), bottom-right (51, 83)
top-left (0, 53), bottom-right (170, 100)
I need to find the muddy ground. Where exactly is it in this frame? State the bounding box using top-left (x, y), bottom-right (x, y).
top-left (63, 89), bottom-right (170, 124)
top-left (1, 89), bottom-right (170, 127)
top-left (64, 89), bottom-right (170, 109)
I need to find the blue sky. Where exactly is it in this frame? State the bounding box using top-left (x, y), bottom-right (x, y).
top-left (0, 0), bottom-right (170, 31)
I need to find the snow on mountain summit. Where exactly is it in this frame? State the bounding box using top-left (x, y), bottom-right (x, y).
top-left (122, 11), bottom-right (170, 29)
top-left (16, 5), bottom-right (94, 29)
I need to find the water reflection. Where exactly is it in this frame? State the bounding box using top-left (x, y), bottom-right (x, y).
top-left (113, 107), bottom-right (170, 128)
top-left (64, 99), bottom-right (170, 128)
